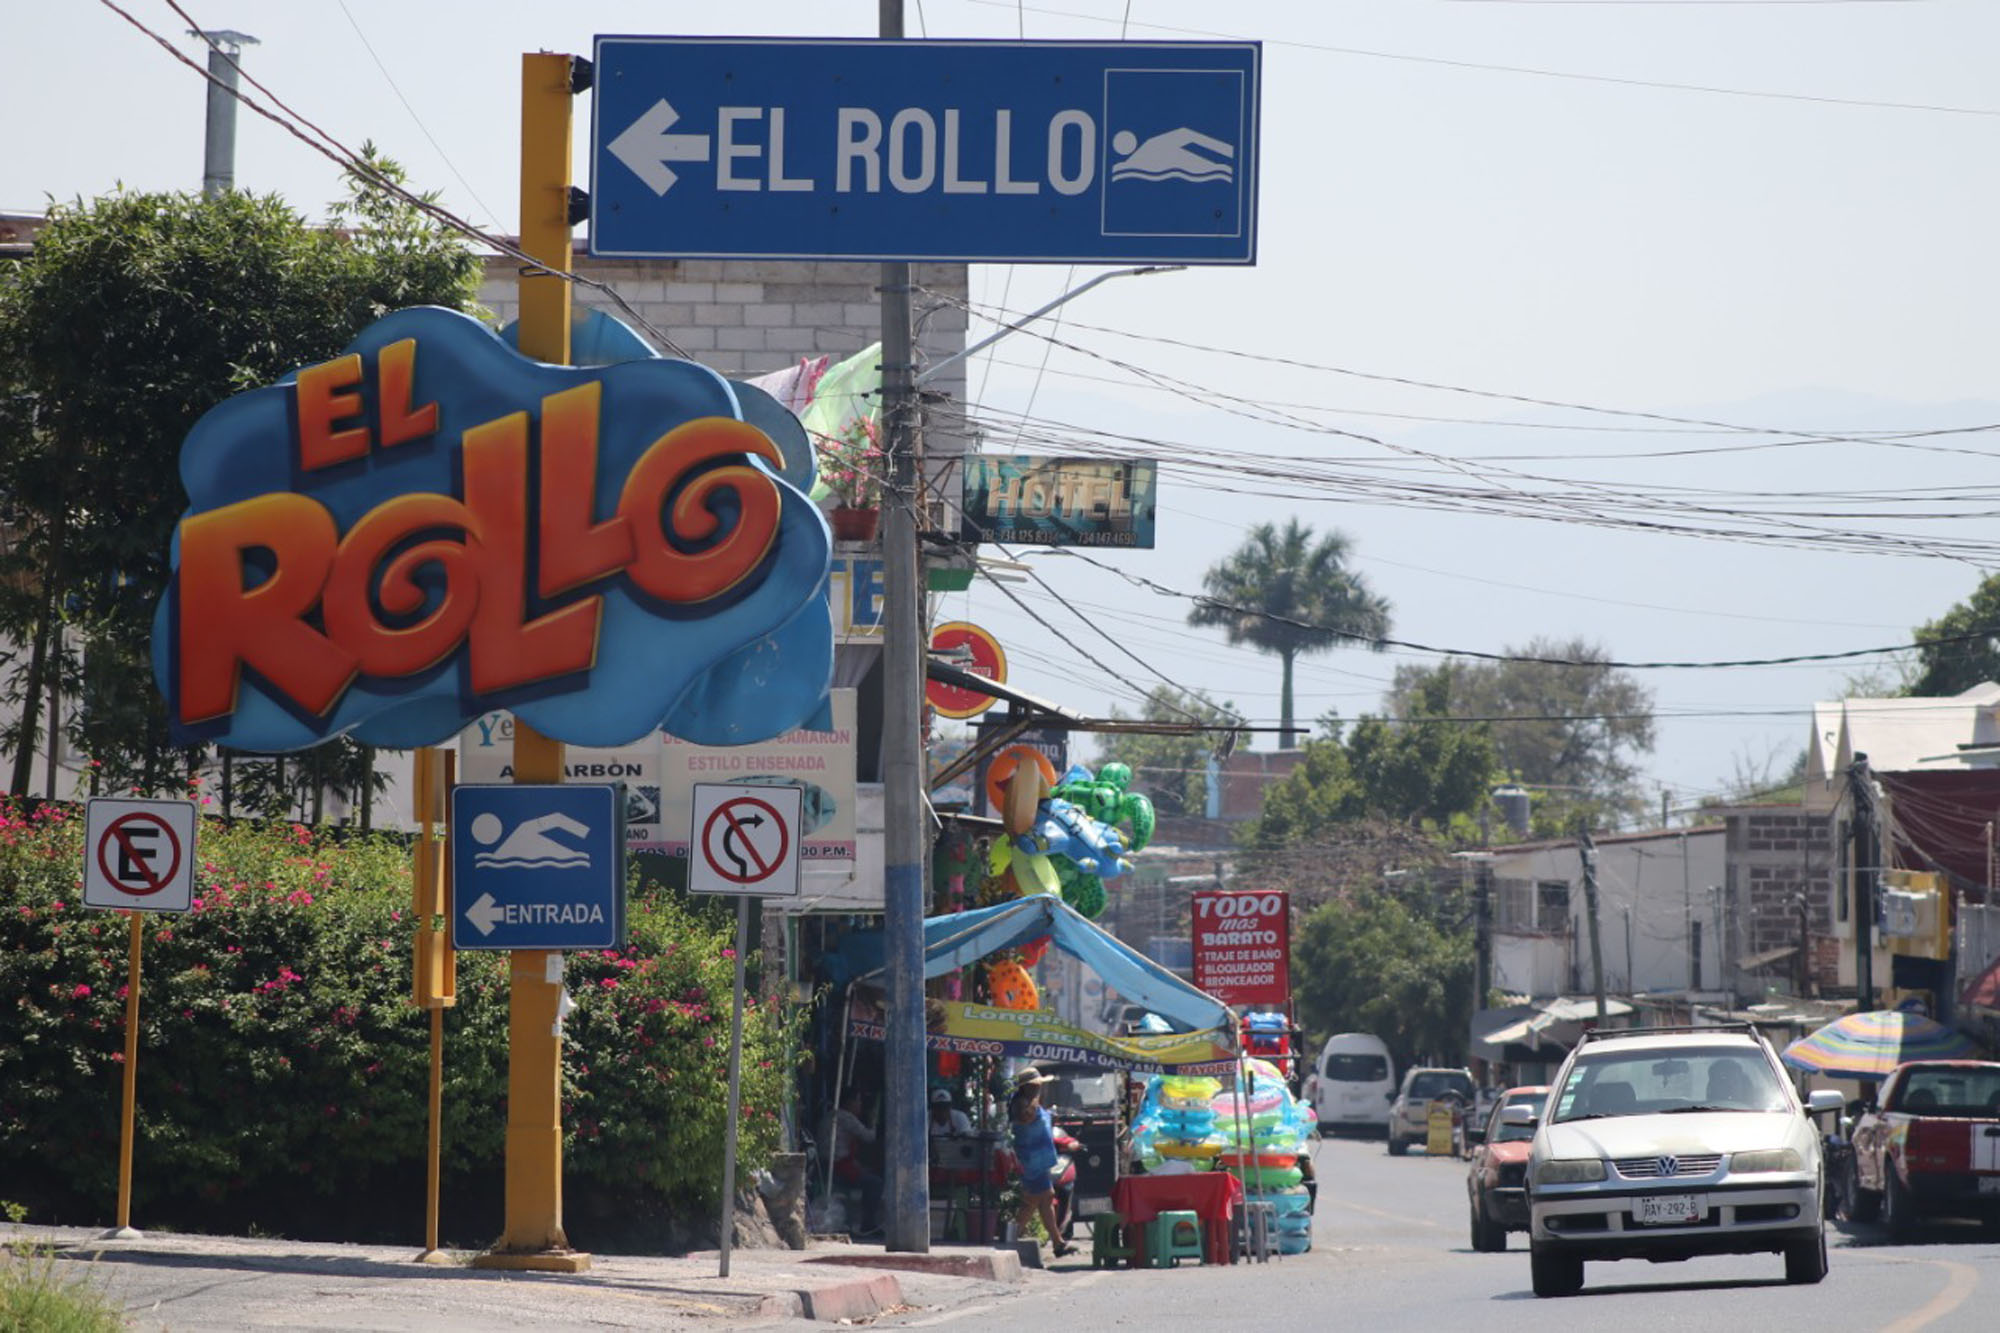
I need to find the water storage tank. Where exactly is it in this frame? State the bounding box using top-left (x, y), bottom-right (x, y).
top-left (1492, 785), bottom-right (1531, 837)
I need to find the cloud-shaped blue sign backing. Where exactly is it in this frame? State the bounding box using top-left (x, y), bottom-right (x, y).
top-left (153, 306), bottom-right (833, 752)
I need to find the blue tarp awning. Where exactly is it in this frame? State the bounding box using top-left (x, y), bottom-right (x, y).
top-left (860, 895), bottom-right (1233, 1034)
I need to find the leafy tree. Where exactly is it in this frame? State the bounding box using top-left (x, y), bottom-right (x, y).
top-left (1292, 888), bottom-right (1475, 1070)
top-left (0, 150), bottom-right (482, 801)
top-left (1188, 519), bottom-right (1390, 749)
top-left (1704, 742), bottom-right (1808, 811)
top-left (1239, 671), bottom-right (1497, 859)
top-left (1097, 685), bottom-right (1243, 817)
top-left (1388, 637), bottom-right (1654, 828)
top-left (1907, 573), bottom-right (2000, 697)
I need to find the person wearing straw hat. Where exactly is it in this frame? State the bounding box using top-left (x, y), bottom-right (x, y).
top-left (1007, 1067), bottom-right (1076, 1258)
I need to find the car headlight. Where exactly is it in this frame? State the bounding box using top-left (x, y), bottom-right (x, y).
top-left (1535, 1158), bottom-right (1606, 1185)
top-left (1730, 1148), bottom-right (1802, 1174)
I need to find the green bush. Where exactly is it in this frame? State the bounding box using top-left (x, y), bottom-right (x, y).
top-left (0, 796), bottom-right (800, 1250)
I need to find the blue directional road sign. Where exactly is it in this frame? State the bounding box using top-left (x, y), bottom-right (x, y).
top-left (450, 784), bottom-right (626, 951)
top-left (590, 37), bottom-right (1260, 264)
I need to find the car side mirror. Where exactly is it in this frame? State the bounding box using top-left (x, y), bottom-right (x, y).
top-left (1805, 1090), bottom-right (1844, 1117)
top-left (1500, 1105), bottom-right (1538, 1128)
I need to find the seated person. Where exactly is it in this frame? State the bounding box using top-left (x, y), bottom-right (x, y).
top-left (830, 1089), bottom-right (883, 1237)
top-left (1704, 1059), bottom-right (1754, 1108)
top-left (928, 1087), bottom-right (973, 1137)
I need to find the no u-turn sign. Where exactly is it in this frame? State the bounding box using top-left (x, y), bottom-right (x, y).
top-left (83, 798), bottom-right (197, 914)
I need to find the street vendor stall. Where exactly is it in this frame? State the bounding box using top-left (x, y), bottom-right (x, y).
top-left (833, 895), bottom-right (1240, 1237)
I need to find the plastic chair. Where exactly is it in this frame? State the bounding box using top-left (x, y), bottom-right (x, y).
top-left (1145, 1210), bottom-right (1205, 1267)
top-left (1087, 1212), bottom-right (1134, 1269)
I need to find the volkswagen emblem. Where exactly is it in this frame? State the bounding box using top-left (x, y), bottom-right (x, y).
top-left (1657, 1154), bottom-right (1679, 1177)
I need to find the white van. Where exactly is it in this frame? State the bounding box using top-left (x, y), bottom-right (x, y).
top-left (1305, 1033), bottom-right (1397, 1134)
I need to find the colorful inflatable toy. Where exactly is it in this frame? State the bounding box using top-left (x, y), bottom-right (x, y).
top-left (1051, 762), bottom-right (1157, 853)
top-left (984, 745), bottom-right (1058, 815)
top-left (988, 959), bottom-right (1039, 1011)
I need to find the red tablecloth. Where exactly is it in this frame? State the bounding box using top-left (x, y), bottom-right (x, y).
top-left (1111, 1172), bottom-right (1244, 1266)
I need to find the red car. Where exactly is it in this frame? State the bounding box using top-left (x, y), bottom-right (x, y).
top-left (1844, 1059), bottom-right (2000, 1234)
top-left (1465, 1085), bottom-right (1549, 1252)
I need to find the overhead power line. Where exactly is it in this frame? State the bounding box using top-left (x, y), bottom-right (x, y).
top-left (1035, 546), bottom-right (1999, 673)
top-left (109, 1), bottom-right (692, 359)
top-left (952, 0), bottom-right (2000, 118)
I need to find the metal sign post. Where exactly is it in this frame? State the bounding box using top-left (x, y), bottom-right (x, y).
top-left (719, 894), bottom-right (752, 1278)
top-left (689, 782), bottom-right (804, 1276)
top-left (81, 796), bottom-right (197, 1239)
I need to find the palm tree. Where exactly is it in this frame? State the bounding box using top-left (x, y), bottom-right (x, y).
top-left (1189, 520), bottom-right (1391, 749)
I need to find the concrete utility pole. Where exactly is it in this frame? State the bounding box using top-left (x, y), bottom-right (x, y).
top-left (1624, 907), bottom-right (1634, 995)
top-left (1682, 829), bottom-right (1695, 993)
top-left (1580, 828), bottom-right (1607, 1026)
top-left (877, 0), bottom-right (931, 1255)
top-left (1850, 754), bottom-right (1876, 1010)
top-left (189, 29), bottom-right (258, 199)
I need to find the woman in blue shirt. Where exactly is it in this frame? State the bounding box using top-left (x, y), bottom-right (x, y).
top-left (1008, 1068), bottom-right (1075, 1258)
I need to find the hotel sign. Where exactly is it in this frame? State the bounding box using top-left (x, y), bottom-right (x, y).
top-left (959, 455), bottom-right (1156, 549)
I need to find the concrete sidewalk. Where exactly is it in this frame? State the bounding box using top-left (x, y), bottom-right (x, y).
top-left (2, 1224), bottom-right (1035, 1330)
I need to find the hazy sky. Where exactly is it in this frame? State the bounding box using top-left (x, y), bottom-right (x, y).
top-left (10, 1), bottom-right (1999, 813)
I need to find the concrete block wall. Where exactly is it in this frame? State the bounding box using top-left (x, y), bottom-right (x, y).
top-left (1727, 807), bottom-right (1837, 991)
top-left (477, 257), bottom-right (974, 477)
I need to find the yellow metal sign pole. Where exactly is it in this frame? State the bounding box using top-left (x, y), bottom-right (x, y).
top-left (105, 909), bottom-right (144, 1239)
top-left (475, 51), bottom-right (589, 1274)
top-left (411, 747), bottom-right (456, 1264)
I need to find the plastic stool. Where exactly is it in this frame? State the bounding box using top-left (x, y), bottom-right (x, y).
top-left (1145, 1210), bottom-right (1205, 1268)
top-left (1087, 1212), bottom-right (1133, 1269)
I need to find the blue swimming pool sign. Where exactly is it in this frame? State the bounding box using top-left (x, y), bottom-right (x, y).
top-left (450, 784), bottom-right (626, 951)
top-left (590, 37), bottom-right (1261, 264)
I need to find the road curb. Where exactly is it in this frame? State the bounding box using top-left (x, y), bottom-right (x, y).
top-left (807, 1248), bottom-right (1026, 1282)
top-left (794, 1271), bottom-right (904, 1321)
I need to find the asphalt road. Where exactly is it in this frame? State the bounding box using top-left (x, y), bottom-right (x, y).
top-left (883, 1134), bottom-right (1996, 1332)
top-left (20, 1135), bottom-right (1990, 1329)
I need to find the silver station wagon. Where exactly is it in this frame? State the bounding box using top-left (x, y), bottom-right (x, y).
top-left (1516, 1023), bottom-right (1842, 1298)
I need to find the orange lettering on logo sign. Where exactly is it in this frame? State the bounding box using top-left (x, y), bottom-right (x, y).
top-left (176, 341), bottom-right (785, 726)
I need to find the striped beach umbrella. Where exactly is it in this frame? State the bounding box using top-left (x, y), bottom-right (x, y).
top-left (1780, 1010), bottom-right (1980, 1081)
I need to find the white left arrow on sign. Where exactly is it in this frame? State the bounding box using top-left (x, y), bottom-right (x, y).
top-left (609, 99), bottom-right (712, 195)
top-left (465, 892), bottom-right (505, 936)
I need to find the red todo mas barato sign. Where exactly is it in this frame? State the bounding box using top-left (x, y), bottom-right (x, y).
top-left (1191, 889), bottom-right (1290, 1008)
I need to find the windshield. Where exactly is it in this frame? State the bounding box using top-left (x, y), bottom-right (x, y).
top-left (1490, 1092), bottom-right (1548, 1143)
top-left (1408, 1071), bottom-right (1476, 1101)
top-left (1893, 1066), bottom-right (2000, 1117)
top-left (1324, 1053), bottom-right (1390, 1083)
top-left (1554, 1046), bottom-right (1788, 1122)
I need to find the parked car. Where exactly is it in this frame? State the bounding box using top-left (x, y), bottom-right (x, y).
top-left (1304, 1033), bottom-right (1397, 1135)
top-left (1387, 1066), bottom-right (1476, 1156)
top-left (1521, 1023), bottom-right (1842, 1298)
top-left (1843, 1059), bottom-right (2000, 1234)
top-left (1466, 1086), bottom-right (1549, 1251)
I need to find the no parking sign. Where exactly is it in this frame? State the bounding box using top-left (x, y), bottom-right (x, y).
top-left (82, 798), bottom-right (197, 914)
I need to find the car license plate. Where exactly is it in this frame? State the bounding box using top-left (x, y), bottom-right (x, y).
top-left (1978, 1177), bottom-right (2000, 1196)
top-left (1632, 1195), bottom-right (1703, 1226)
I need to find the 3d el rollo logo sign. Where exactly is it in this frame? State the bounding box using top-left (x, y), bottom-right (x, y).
top-left (153, 307), bottom-right (834, 753)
